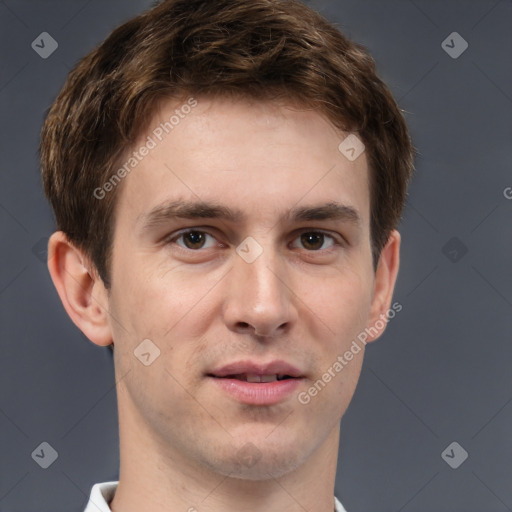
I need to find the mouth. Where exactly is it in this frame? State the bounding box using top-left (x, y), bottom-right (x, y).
top-left (206, 361), bottom-right (305, 405)
top-left (208, 373), bottom-right (297, 382)
top-left (207, 359), bottom-right (304, 380)
top-left (207, 374), bottom-right (303, 405)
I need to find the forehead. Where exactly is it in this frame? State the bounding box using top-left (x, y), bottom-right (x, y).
top-left (114, 96), bottom-right (370, 231)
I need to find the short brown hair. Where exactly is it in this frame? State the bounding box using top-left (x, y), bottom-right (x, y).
top-left (40, 0), bottom-right (414, 289)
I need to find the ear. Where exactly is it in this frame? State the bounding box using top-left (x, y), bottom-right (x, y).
top-left (365, 229), bottom-right (401, 343)
top-left (47, 231), bottom-right (113, 347)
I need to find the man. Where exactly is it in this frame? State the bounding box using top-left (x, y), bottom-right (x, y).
top-left (39, 0), bottom-right (414, 510)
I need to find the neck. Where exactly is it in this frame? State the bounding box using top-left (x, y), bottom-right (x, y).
top-left (110, 385), bottom-right (340, 512)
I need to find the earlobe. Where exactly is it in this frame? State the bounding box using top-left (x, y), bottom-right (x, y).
top-left (365, 230), bottom-right (401, 343)
top-left (47, 231), bottom-right (113, 347)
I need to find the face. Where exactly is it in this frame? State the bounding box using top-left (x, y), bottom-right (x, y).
top-left (104, 96), bottom-right (383, 479)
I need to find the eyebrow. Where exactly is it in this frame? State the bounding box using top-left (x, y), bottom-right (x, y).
top-left (138, 199), bottom-right (361, 232)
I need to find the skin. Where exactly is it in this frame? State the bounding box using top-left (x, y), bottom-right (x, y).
top-left (48, 96), bottom-right (400, 512)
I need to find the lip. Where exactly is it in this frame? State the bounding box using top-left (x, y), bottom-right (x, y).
top-left (208, 376), bottom-right (304, 405)
top-left (207, 359), bottom-right (305, 405)
top-left (208, 360), bottom-right (304, 378)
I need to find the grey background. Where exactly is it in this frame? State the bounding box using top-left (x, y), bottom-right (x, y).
top-left (0, 0), bottom-right (511, 511)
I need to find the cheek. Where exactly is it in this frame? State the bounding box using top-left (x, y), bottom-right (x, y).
top-left (111, 254), bottom-right (224, 347)
top-left (109, 240), bottom-right (177, 326)
top-left (304, 262), bottom-right (373, 339)
top-left (301, 270), bottom-right (371, 414)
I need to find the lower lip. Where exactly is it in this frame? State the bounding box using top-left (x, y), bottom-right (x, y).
top-left (208, 377), bottom-right (303, 405)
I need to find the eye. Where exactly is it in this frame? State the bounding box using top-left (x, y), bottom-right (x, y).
top-left (164, 228), bottom-right (341, 255)
top-left (290, 231), bottom-right (338, 251)
top-left (169, 229), bottom-right (218, 250)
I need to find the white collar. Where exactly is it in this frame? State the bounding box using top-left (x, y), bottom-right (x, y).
top-left (84, 481), bottom-right (348, 512)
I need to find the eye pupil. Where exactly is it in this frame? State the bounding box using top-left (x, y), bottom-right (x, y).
top-left (301, 232), bottom-right (324, 250)
top-left (184, 231), bottom-right (205, 249)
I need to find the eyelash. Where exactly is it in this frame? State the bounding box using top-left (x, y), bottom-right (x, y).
top-left (164, 228), bottom-right (344, 254)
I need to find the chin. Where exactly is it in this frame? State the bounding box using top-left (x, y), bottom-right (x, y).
top-left (204, 440), bottom-right (308, 481)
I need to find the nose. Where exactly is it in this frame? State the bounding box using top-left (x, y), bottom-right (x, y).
top-left (222, 244), bottom-right (298, 338)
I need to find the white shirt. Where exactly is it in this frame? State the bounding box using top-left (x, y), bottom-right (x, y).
top-left (84, 481), bottom-right (348, 512)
